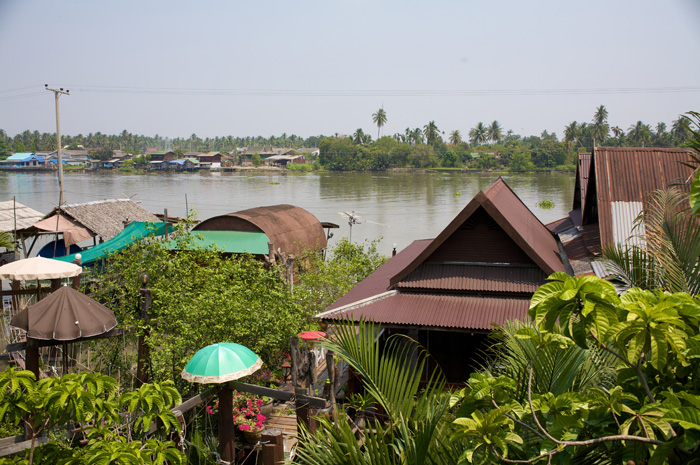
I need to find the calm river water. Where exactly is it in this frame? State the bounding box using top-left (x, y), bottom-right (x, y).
top-left (1, 170), bottom-right (575, 255)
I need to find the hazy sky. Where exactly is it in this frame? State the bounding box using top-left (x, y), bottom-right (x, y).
top-left (1, 0), bottom-right (699, 140)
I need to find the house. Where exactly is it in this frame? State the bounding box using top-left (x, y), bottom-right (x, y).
top-left (316, 177), bottom-right (567, 383)
top-left (169, 158), bottom-right (200, 171)
top-left (149, 151), bottom-right (176, 162)
top-left (1, 153), bottom-right (46, 168)
top-left (266, 154), bottom-right (306, 168)
top-left (239, 147), bottom-right (295, 165)
top-left (547, 147), bottom-right (695, 276)
top-left (197, 152), bottom-right (223, 167)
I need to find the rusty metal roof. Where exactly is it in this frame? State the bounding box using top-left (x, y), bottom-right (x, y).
top-left (583, 147), bottom-right (695, 247)
top-left (194, 204), bottom-right (327, 255)
top-left (573, 153), bottom-right (591, 211)
top-left (397, 263), bottom-right (545, 294)
top-left (326, 239), bottom-right (432, 311)
top-left (391, 177), bottom-right (564, 285)
top-left (321, 293), bottom-right (531, 331)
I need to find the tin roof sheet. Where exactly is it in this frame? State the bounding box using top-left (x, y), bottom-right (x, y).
top-left (397, 263), bottom-right (545, 294)
top-left (322, 293), bottom-right (531, 330)
top-left (585, 147), bottom-right (695, 247)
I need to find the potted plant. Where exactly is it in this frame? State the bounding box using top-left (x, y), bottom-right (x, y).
top-left (346, 393), bottom-right (375, 429)
top-left (232, 393), bottom-right (267, 443)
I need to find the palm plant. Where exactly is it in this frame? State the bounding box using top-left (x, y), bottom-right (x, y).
top-left (627, 121), bottom-right (652, 147)
top-left (592, 105), bottom-right (609, 145)
top-left (448, 130), bottom-right (462, 145)
top-left (423, 121), bottom-right (440, 145)
top-left (469, 122), bottom-right (488, 146)
top-left (600, 188), bottom-right (700, 295)
top-left (294, 319), bottom-right (464, 465)
top-left (563, 121), bottom-right (580, 151)
top-left (372, 108), bottom-right (388, 139)
top-left (488, 120), bottom-right (502, 144)
top-left (0, 231), bottom-right (14, 250)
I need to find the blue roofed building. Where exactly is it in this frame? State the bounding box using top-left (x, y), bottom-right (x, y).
top-left (1, 153), bottom-right (46, 168)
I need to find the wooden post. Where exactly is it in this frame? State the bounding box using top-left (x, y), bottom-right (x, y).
top-left (261, 428), bottom-right (284, 465)
top-left (49, 278), bottom-right (60, 292)
top-left (291, 336), bottom-right (317, 435)
top-left (163, 209), bottom-right (169, 239)
top-left (136, 273), bottom-right (152, 386)
top-left (326, 350), bottom-right (338, 423)
top-left (10, 280), bottom-right (20, 320)
top-left (218, 386), bottom-right (236, 464)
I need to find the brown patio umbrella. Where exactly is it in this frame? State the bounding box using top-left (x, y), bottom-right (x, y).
top-left (10, 285), bottom-right (117, 341)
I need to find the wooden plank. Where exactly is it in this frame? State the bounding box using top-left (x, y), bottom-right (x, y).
top-left (0, 434), bottom-right (25, 449)
top-left (5, 327), bottom-right (134, 352)
top-left (227, 381), bottom-right (326, 409)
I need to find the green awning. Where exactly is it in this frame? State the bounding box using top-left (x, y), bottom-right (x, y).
top-left (165, 230), bottom-right (270, 255)
top-left (53, 221), bottom-right (168, 265)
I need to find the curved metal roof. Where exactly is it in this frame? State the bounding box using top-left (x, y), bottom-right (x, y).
top-left (194, 204), bottom-right (327, 256)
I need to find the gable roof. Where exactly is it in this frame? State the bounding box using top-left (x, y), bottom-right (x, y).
top-left (582, 146), bottom-right (695, 247)
top-left (390, 177), bottom-right (563, 286)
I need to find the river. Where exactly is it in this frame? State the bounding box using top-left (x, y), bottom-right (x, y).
top-left (1, 170), bottom-right (575, 254)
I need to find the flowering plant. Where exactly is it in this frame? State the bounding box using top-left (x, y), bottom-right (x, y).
top-left (232, 393), bottom-right (266, 433)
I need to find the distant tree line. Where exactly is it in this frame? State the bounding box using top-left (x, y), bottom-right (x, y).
top-left (0, 129), bottom-right (324, 160)
top-left (1, 106), bottom-right (694, 171)
top-left (319, 106), bottom-right (694, 171)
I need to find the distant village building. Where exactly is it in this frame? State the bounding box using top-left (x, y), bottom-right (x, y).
top-left (0, 153), bottom-right (46, 169)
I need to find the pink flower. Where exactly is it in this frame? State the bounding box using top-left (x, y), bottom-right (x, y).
top-left (257, 414), bottom-right (266, 422)
top-left (206, 406), bottom-right (214, 415)
top-left (240, 424), bottom-right (251, 432)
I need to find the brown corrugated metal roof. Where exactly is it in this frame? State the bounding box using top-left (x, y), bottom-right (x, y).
top-left (326, 239), bottom-right (432, 311)
top-left (397, 263), bottom-right (545, 294)
top-left (584, 147), bottom-right (695, 247)
top-left (194, 204), bottom-right (327, 255)
top-left (390, 177), bottom-right (564, 285)
top-left (573, 153), bottom-right (591, 211)
top-left (322, 293), bottom-right (531, 330)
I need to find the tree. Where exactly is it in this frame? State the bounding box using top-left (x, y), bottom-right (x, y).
top-left (89, 235), bottom-right (307, 390)
top-left (488, 120), bottom-right (503, 144)
top-left (509, 149), bottom-right (533, 171)
top-left (563, 121), bottom-right (580, 151)
top-left (469, 122), bottom-right (488, 146)
top-left (0, 137), bottom-right (11, 160)
top-left (423, 121), bottom-right (440, 145)
top-left (0, 368), bottom-right (184, 465)
top-left (353, 128), bottom-right (371, 146)
top-left (452, 274), bottom-right (700, 464)
top-left (628, 121), bottom-right (653, 146)
top-left (372, 108), bottom-right (388, 139)
top-left (89, 147), bottom-right (114, 162)
top-left (449, 130), bottom-right (463, 145)
top-left (593, 104), bottom-right (610, 145)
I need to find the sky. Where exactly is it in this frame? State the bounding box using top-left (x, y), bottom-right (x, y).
top-left (1, 0), bottom-right (699, 141)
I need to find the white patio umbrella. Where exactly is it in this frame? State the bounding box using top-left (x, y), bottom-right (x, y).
top-left (0, 257), bottom-right (81, 280)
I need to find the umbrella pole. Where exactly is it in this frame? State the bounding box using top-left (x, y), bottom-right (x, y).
top-left (218, 386), bottom-right (236, 464)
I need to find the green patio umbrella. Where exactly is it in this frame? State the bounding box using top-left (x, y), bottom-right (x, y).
top-left (181, 342), bottom-right (264, 463)
top-left (181, 342), bottom-right (263, 384)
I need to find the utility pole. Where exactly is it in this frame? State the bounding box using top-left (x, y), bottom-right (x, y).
top-left (45, 84), bottom-right (69, 206)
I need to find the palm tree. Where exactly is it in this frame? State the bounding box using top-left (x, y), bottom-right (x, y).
top-left (627, 121), bottom-right (652, 146)
top-left (449, 130), bottom-right (462, 145)
top-left (372, 108), bottom-right (388, 139)
top-left (294, 319), bottom-right (463, 465)
top-left (488, 121), bottom-right (503, 144)
top-left (672, 116), bottom-right (691, 143)
top-left (563, 121), bottom-right (580, 151)
top-left (600, 188), bottom-right (700, 295)
top-left (423, 121), bottom-right (440, 145)
top-left (592, 105), bottom-right (609, 146)
top-left (469, 122), bottom-right (488, 146)
top-left (410, 127), bottom-right (424, 145)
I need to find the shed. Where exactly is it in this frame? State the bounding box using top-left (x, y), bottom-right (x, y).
top-left (0, 201), bottom-right (44, 232)
top-left (194, 204), bottom-right (327, 256)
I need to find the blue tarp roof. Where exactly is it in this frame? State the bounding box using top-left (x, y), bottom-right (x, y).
top-left (6, 153), bottom-right (35, 161)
